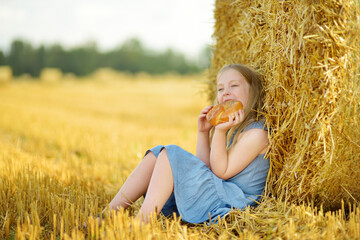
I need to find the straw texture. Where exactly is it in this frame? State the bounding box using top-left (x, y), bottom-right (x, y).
top-left (209, 0), bottom-right (360, 209)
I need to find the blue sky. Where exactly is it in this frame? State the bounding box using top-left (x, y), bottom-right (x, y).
top-left (0, 0), bottom-right (215, 57)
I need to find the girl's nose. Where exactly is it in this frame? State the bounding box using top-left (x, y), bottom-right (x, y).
top-left (223, 87), bottom-right (230, 95)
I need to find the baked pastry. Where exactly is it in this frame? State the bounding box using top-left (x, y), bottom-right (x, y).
top-left (206, 100), bottom-right (243, 126)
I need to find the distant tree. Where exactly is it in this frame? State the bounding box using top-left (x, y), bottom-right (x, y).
top-left (7, 40), bottom-right (24, 75)
top-left (65, 42), bottom-right (99, 75)
top-left (46, 44), bottom-right (65, 69)
top-left (3, 37), bottom-right (206, 78)
top-left (0, 50), bottom-right (5, 65)
top-left (198, 45), bottom-right (213, 69)
top-left (35, 45), bottom-right (46, 76)
top-left (7, 39), bottom-right (38, 76)
top-left (158, 49), bottom-right (188, 74)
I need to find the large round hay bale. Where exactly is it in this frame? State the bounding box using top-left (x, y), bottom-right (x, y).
top-left (0, 66), bottom-right (12, 84)
top-left (209, 0), bottom-right (360, 209)
top-left (40, 68), bottom-right (63, 83)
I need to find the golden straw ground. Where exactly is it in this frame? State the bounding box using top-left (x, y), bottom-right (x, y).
top-left (1, 73), bottom-right (360, 239)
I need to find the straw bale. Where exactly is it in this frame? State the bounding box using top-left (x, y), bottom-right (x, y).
top-left (209, 0), bottom-right (360, 209)
top-left (92, 67), bottom-right (119, 81)
top-left (40, 68), bottom-right (63, 83)
top-left (135, 71), bottom-right (152, 81)
top-left (92, 67), bottom-right (134, 82)
top-left (17, 73), bottom-right (32, 81)
top-left (0, 66), bottom-right (12, 84)
top-left (63, 73), bottom-right (77, 80)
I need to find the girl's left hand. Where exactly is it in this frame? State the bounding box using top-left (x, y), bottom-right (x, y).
top-left (215, 109), bottom-right (245, 132)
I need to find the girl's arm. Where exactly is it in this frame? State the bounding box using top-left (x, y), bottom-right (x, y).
top-left (196, 106), bottom-right (213, 167)
top-left (210, 128), bottom-right (268, 180)
top-left (196, 131), bottom-right (211, 167)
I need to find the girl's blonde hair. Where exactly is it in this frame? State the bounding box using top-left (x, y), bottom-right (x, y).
top-left (210, 64), bottom-right (265, 149)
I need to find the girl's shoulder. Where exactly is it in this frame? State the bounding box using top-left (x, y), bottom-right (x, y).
top-left (243, 120), bottom-right (267, 132)
top-left (236, 120), bottom-right (268, 143)
top-left (237, 121), bottom-right (269, 154)
top-left (228, 120), bottom-right (268, 147)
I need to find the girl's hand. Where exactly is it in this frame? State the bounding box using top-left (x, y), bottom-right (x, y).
top-left (198, 105), bottom-right (213, 132)
top-left (215, 109), bottom-right (245, 133)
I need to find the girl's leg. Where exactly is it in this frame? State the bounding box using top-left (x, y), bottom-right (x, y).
top-left (137, 149), bottom-right (174, 224)
top-left (109, 151), bottom-right (157, 211)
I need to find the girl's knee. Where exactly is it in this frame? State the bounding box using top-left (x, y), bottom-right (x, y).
top-left (145, 151), bottom-right (156, 159)
top-left (143, 151), bottom-right (157, 165)
top-left (158, 148), bottom-right (168, 158)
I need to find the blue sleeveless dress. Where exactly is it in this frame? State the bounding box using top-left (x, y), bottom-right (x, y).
top-left (144, 121), bottom-right (269, 224)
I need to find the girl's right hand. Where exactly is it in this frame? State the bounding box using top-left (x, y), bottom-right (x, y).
top-left (198, 105), bottom-right (213, 133)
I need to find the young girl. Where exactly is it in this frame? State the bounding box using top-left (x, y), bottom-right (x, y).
top-left (107, 64), bottom-right (270, 224)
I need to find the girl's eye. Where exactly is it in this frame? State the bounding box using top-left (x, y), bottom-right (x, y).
top-left (217, 88), bottom-right (223, 92)
top-left (231, 85), bottom-right (238, 87)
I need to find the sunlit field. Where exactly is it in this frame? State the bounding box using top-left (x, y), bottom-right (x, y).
top-left (1, 74), bottom-right (359, 239)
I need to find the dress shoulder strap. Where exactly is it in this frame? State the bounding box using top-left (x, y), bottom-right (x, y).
top-left (227, 121), bottom-right (267, 146)
top-left (242, 121), bottom-right (267, 132)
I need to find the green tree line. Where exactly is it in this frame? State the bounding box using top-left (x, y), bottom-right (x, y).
top-left (0, 38), bottom-right (211, 77)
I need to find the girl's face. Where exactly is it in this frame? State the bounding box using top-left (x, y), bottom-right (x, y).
top-left (217, 68), bottom-right (251, 108)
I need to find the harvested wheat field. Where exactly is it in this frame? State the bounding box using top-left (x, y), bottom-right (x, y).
top-left (1, 0), bottom-right (360, 238)
top-left (0, 73), bottom-right (359, 239)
